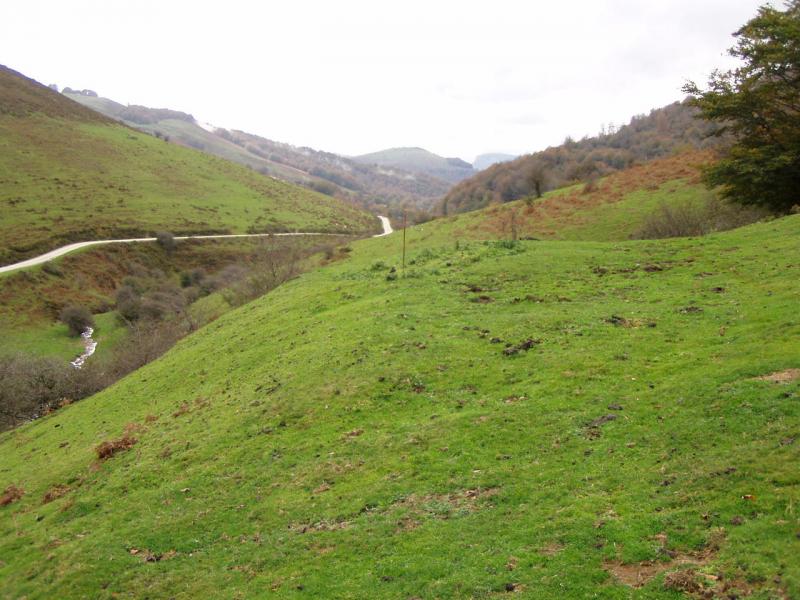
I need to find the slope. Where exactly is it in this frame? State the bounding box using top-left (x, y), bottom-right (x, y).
top-left (442, 100), bottom-right (722, 215)
top-left (1, 206), bottom-right (797, 598)
top-left (444, 149), bottom-right (722, 242)
top-left (64, 91), bottom-right (452, 210)
top-left (0, 66), bottom-right (377, 264)
top-left (354, 146), bottom-right (476, 183)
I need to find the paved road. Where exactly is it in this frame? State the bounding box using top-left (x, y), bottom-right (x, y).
top-left (0, 216), bottom-right (393, 275)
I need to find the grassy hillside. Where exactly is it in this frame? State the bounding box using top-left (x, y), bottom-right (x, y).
top-left (440, 150), bottom-right (720, 242)
top-left (354, 147), bottom-right (476, 183)
top-left (1, 203), bottom-right (797, 598)
top-left (442, 101), bottom-right (722, 215)
top-left (0, 66), bottom-right (377, 264)
top-left (65, 92), bottom-right (452, 211)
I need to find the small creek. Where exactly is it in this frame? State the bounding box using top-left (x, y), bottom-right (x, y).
top-left (70, 327), bottom-right (97, 369)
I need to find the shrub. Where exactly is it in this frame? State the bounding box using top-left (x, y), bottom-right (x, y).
top-left (0, 353), bottom-right (99, 431)
top-left (633, 196), bottom-right (766, 239)
top-left (59, 305), bottom-right (94, 336)
top-left (180, 268), bottom-right (205, 288)
top-left (42, 262), bottom-right (63, 277)
top-left (155, 231), bottom-right (177, 253)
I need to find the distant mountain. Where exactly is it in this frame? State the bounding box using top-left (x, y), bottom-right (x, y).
top-left (353, 147), bottom-right (475, 184)
top-left (441, 100), bottom-right (723, 215)
top-left (473, 153), bottom-right (516, 171)
top-left (63, 92), bottom-right (451, 213)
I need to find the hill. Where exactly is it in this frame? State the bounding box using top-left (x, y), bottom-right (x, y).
top-left (0, 178), bottom-right (796, 597)
top-left (0, 66), bottom-right (378, 266)
top-left (63, 91), bottom-right (452, 212)
top-left (354, 147), bottom-right (476, 183)
top-left (441, 100), bottom-right (722, 215)
top-left (473, 152), bottom-right (516, 171)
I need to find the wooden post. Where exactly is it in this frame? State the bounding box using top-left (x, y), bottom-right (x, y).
top-left (402, 210), bottom-right (407, 271)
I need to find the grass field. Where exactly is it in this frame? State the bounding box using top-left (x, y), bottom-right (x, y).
top-left (0, 206), bottom-right (797, 598)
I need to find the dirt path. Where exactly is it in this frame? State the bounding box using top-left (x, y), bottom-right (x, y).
top-left (0, 216), bottom-right (393, 274)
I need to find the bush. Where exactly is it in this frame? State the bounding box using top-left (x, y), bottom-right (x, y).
top-left (155, 231), bottom-right (177, 253)
top-left (59, 305), bottom-right (94, 336)
top-left (42, 262), bottom-right (63, 277)
top-left (0, 354), bottom-right (98, 431)
top-left (633, 196), bottom-right (766, 239)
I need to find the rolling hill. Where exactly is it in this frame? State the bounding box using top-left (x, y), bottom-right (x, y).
top-left (0, 163), bottom-right (796, 596)
top-left (441, 100), bottom-right (723, 215)
top-left (63, 91), bottom-right (452, 211)
top-left (0, 65), bottom-right (378, 265)
top-left (353, 147), bottom-right (476, 183)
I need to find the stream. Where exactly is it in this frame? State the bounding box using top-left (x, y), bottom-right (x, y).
top-left (70, 327), bottom-right (97, 369)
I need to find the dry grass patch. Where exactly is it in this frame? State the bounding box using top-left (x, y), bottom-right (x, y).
top-left (95, 435), bottom-right (137, 460)
top-left (755, 369), bottom-right (800, 384)
top-left (0, 484), bottom-right (24, 506)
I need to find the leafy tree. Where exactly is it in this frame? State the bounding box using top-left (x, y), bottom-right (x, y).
top-left (684, 1), bottom-right (800, 212)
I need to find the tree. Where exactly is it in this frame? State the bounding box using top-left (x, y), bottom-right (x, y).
top-left (59, 305), bottom-right (94, 336)
top-left (527, 160), bottom-right (548, 199)
top-left (684, 1), bottom-right (800, 212)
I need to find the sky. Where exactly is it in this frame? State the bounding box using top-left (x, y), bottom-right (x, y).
top-left (0, 0), bottom-right (769, 161)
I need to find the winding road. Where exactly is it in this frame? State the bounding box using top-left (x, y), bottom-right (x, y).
top-left (0, 216), bottom-right (393, 275)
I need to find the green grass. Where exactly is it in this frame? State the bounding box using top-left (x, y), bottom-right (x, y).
top-left (0, 211), bottom-right (797, 598)
top-left (1, 309), bottom-right (127, 362)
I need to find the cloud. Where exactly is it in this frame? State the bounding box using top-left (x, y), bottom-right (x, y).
top-left (0, 0), bottom-right (766, 158)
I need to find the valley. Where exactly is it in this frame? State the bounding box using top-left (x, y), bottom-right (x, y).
top-left (0, 2), bottom-right (798, 597)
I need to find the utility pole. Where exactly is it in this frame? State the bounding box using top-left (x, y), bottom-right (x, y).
top-left (402, 210), bottom-right (407, 271)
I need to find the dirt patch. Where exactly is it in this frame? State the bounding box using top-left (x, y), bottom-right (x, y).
top-left (503, 338), bottom-right (541, 356)
top-left (290, 519), bottom-right (350, 534)
top-left (607, 315), bottom-right (656, 328)
top-left (604, 532), bottom-right (717, 589)
top-left (95, 435), bottom-right (138, 460)
top-left (129, 547), bottom-right (178, 563)
top-left (0, 484), bottom-right (24, 506)
top-left (393, 487), bottom-right (500, 519)
top-left (605, 554), bottom-right (711, 589)
top-left (755, 369), bottom-right (800, 384)
top-left (42, 484), bottom-right (71, 504)
top-left (663, 569), bottom-right (704, 594)
top-left (540, 542), bottom-right (565, 556)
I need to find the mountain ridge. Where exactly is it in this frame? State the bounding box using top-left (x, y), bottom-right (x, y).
top-left (63, 91), bottom-right (454, 213)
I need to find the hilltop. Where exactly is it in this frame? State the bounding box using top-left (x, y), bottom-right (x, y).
top-left (441, 100), bottom-right (722, 215)
top-left (63, 91), bottom-right (452, 212)
top-left (0, 172), bottom-right (796, 596)
top-left (0, 67), bottom-right (377, 266)
top-left (354, 146), bottom-right (476, 183)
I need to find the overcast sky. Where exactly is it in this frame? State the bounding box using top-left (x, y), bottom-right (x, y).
top-left (1, 0), bottom-right (768, 160)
